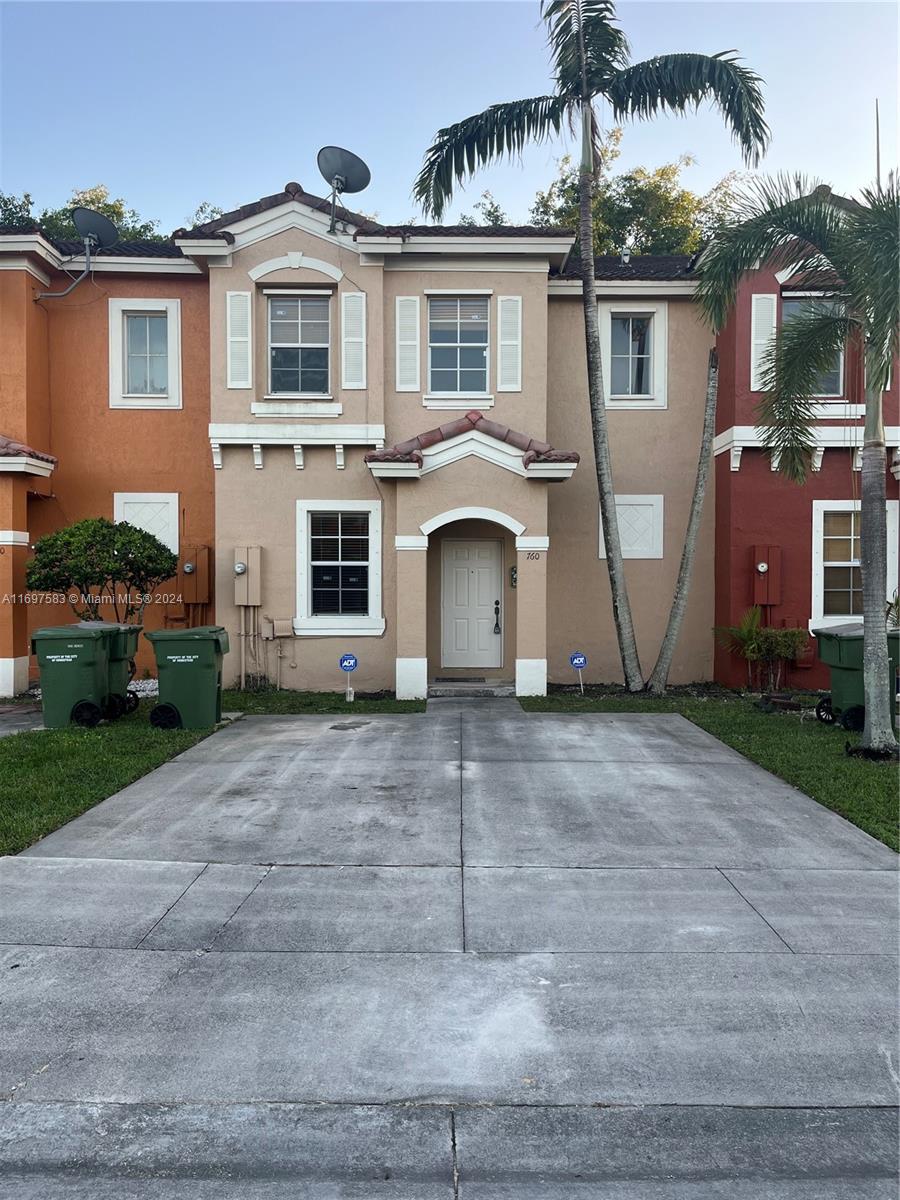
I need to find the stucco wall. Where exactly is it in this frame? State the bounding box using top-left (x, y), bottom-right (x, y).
top-left (546, 295), bottom-right (716, 684)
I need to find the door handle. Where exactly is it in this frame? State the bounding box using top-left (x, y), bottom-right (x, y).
top-left (493, 599), bottom-right (501, 635)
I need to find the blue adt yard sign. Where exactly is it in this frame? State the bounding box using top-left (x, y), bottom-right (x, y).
top-left (570, 651), bottom-right (587, 695)
top-left (339, 654), bottom-right (358, 673)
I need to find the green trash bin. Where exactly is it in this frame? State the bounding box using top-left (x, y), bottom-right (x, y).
top-left (77, 622), bottom-right (142, 719)
top-left (145, 626), bottom-right (230, 730)
top-left (813, 621), bottom-right (900, 731)
top-left (31, 625), bottom-right (111, 728)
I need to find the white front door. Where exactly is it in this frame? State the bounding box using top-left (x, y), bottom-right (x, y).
top-left (441, 539), bottom-right (503, 668)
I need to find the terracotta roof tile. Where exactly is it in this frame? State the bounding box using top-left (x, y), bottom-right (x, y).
top-left (0, 435), bottom-right (56, 464)
top-left (365, 410), bottom-right (578, 467)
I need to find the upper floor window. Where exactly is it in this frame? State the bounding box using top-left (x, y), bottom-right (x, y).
top-left (126, 313), bottom-right (168, 396)
top-left (269, 295), bottom-right (330, 395)
top-left (599, 302), bottom-right (668, 409)
top-left (782, 298), bottom-right (843, 397)
top-left (108, 298), bottom-right (181, 410)
top-left (428, 296), bottom-right (489, 394)
top-left (610, 314), bottom-right (652, 397)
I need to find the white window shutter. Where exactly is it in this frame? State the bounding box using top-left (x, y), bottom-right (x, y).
top-left (396, 296), bottom-right (420, 391)
top-left (226, 291), bottom-right (252, 389)
top-left (341, 292), bottom-right (366, 389)
top-left (496, 295), bottom-right (522, 392)
top-left (750, 293), bottom-right (777, 392)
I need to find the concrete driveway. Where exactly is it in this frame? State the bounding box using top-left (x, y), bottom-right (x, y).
top-left (0, 700), bottom-right (897, 1197)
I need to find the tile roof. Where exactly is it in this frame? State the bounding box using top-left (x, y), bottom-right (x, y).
top-left (173, 182), bottom-right (573, 241)
top-left (372, 224), bottom-right (574, 239)
top-left (0, 225), bottom-right (183, 259)
top-left (0, 435), bottom-right (57, 464)
top-left (557, 253), bottom-right (696, 281)
top-left (365, 410), bottom-right (579, 466)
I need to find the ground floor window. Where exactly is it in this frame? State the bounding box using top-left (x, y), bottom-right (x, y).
top-left (811, 499), bottom-right (899, 627)
top-left (295, 499), bottom-right (384, 636)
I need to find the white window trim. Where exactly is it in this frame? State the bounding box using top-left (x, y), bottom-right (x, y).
top-left (427, 295), bottom-right (491, 400)
top-left (599, 302), bottom-right (667, 409)
top-left (295, 499), bottom-right (385, 636)
top-left (108, 299), bottom-right (181, 409)
top-left (810, 499), bottom-right (898, 630)
top-left (113, 492), bottom-right (179, 554)
top-left (599, 494), bottom-right (664, 560)
top-left (268, 294), bottom-right (332, 399)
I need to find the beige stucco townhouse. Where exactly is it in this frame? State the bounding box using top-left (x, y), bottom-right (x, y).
top-left (173, 183), bottom-right (714, 697)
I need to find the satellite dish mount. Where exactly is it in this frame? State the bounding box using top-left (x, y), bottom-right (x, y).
top-left (35, 207), bottom-right (119, 301)
top-left (316, 146), bottom-right (371, 234)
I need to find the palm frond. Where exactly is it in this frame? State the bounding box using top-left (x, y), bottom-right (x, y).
top-left (604, 52), bottom-right (769, 167)
top-left (413, 94), bottom-right (571, 219)
top-left (695, 175), bottom-right (850, 330)
top-left (541, 0), bottom-right (630, 96)
top-left (847, 173), bottom-right (900, 390)
top-left (757, 308), bottom-right (853, 483)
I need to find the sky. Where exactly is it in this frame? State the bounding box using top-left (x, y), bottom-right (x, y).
top-left (0, 0), bottom-right (896, 234)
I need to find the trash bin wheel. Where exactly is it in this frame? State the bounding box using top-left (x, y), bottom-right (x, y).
top-left (150, 702), bottom-right (182, 730)
top-left (104, 694), bottom-right (127, 720)
top-left (71, 700), bottom-right (102, 728)
top-left (839, 704), bottom-right (865, 733)
top-left (815, 696), bottom-right (835, 725)
top-left (125, 692), bottom-right (140, 714)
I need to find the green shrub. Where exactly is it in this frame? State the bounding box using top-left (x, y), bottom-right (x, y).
top-left (26, 517), bottom-right (176, 622)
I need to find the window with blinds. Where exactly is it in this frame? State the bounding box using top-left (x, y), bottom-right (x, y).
top-left (428, 296), bottom-right (489, 393)
top-left (309, 511), bottom-right (369, 615)
top-left (269, 296), bottom-right (330, 395)
top-left (822, 509), bottom-right (862, 616)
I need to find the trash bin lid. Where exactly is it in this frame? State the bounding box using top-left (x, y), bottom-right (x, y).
top-left (145, 625), bottom-right (227, 641)
top-left (32, 625), bottom-right (110, 640)
top-left (812, 621), bottom-right (864, 639)
top-left (77, 621), bottom-right (143, 633)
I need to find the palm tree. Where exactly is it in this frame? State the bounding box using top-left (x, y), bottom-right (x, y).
top-left (697, 176), bottom-right (899, 753)
top-left (414, 0), bottom-right (768, 690)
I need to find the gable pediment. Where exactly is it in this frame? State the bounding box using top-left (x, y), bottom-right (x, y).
top-left (365, 410), bottom-right (579, 481)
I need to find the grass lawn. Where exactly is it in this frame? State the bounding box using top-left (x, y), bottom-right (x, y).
top-left (0, 705), bottom-right (207, 857)
top-left (222, 689), bottom-right (426, 714)
top-left (520, 690), bottom-right (899, 852)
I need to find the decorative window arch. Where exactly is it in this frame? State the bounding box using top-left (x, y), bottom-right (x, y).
top-left (419, 507), bottom-right (526, 537)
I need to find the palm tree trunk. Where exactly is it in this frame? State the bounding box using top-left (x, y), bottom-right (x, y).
top-left (576, 103), bottom-right (643, 690)
top-left (860, 379), bottom-right (897, 751)
top-left (646, 348), bottom-right (719, 695)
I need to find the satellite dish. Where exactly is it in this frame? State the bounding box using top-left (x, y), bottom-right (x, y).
top-left (34, 206), bottom-right (120, 302)
top-left (317, 146), bottom-right (371, 232)
top-left (71, 207), bottom-right (119, 249)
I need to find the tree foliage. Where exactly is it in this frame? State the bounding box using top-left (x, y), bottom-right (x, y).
top-left (26, 518), bottom-right (177, 622)
top-left (458, 190), bottom-right (509, 227)
top-left (529, 132), bottom-right (742, 253)
top-left (0, 184), bottom-right (164, 242)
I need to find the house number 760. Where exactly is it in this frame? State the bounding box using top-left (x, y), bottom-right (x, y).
top-left (525, 551), bottom-right (542, 560)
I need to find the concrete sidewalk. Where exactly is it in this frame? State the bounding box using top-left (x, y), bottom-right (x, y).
top-left (1, 705), bottom-right (897, 1196)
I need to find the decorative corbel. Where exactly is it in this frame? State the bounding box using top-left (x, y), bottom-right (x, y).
top-left (811, 447), bottom-right (825, 472)
top-left (852, 447), bottom-right (863, 471)
top-left (770, 450), bottom-right (781, 472)
top-left (335, 444), bottom-right (345, 470)
top-left (252, 443), bottom-right (263, 470)
top-left (730, 446), bottom-right (743, 472)
top-left (293, 444), bottom-right (305, 470)
top-left (211, 441), bottom-right (222, 470)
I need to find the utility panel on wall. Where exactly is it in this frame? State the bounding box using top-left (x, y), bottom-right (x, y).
top-left (751, 544), bottom-right (782, 607)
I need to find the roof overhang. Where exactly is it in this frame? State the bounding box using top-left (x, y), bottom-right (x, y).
top-left (549, 279), bottom-right (697, 296)
top-left (0, 455), bottom-right (55, 477)
top-left (357, 233), bottom-right (575, 269)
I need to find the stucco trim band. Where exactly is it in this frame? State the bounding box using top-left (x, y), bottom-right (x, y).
top-left (0, 530), bottom-right (29, 546)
